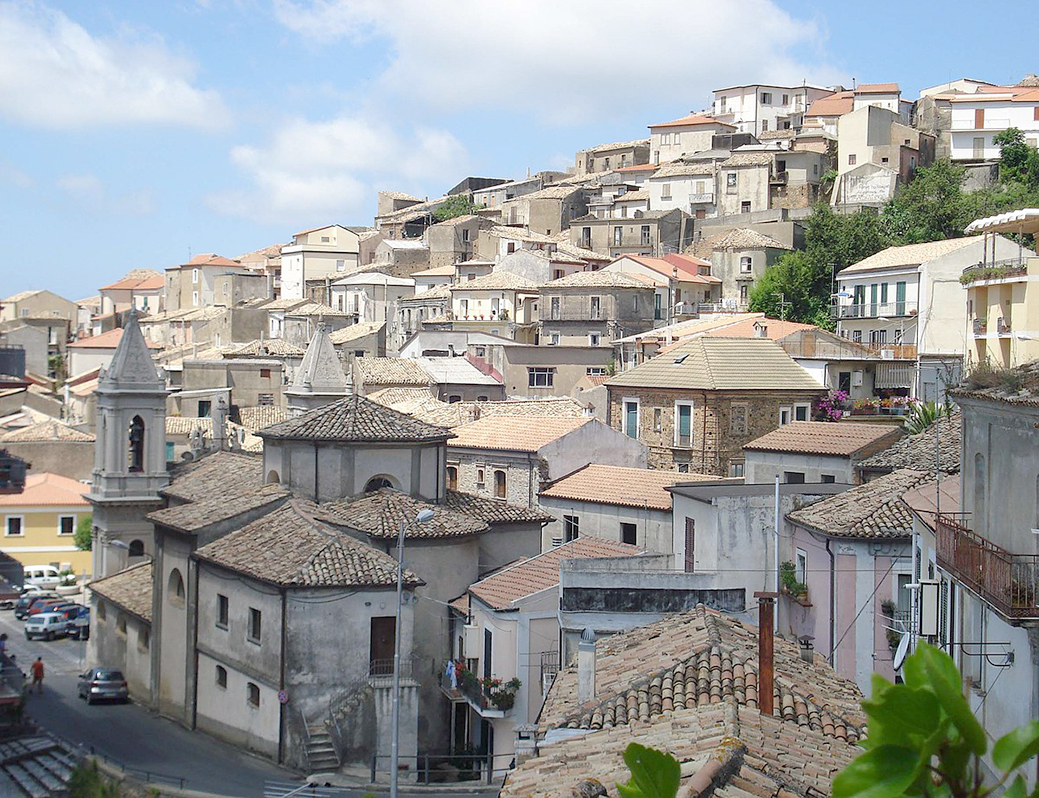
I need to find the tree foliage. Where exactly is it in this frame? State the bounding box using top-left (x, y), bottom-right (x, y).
top-left (74, 514), bottom-right (92, 551)
top-left (433, 194), bottom-right (476, 222)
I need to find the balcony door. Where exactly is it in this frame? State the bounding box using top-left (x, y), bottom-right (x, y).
top-left (370, 616), bottom-right (396, 668)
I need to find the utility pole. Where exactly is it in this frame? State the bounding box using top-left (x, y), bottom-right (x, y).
top-left (773, 292), bottom-right (792, 321)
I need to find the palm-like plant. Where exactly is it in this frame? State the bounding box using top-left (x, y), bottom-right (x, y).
top-left (903, 401), bottom-right (950, 435)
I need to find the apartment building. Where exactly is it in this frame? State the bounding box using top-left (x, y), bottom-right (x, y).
top-left (573, 139), bottom-right (650, 177)
top-left (165, 254), bottom-right (258, 312)
top-left (711, 83), bottom-right (834, 137)
top-left (538, 270), bottom-right (656, 347)
top-left (647, 114), bottom-right (736, 164)
top-left (569, 209), bottom-right (692, 259)
top-left (280, 224), bottom-right (362, 299)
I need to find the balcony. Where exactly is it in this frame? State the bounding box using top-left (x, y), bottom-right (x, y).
top-left (440, 663), bottom-right (518, 718)
top-left (973, 318), bottom-right (987, 337)
top-left (998, 317), bottom-right (1012, 336)
top-left (960, 259), bottom-right (1028, 285)
top-left (832, 301), bottom-right (918, 319)
top-left (688, 192), bottom-right (715, 204)
top-left (770, 170), bottom-right (789, 184)
top-left (936, 515), bottom-right (1039, 621)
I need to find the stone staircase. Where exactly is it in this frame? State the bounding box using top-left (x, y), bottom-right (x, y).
top-left (0, 735), bottom-right (77, 797)
top-left (304, 681), bottom-right (373, 775)
top-left (304, 724), bottom-right (339, 774)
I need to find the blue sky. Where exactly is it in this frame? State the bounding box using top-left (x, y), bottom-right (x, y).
top-left (0, 0), bottom-right (1032, 301)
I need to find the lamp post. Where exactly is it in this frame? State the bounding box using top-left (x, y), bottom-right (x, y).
top-left (390, 507), bottom-right (435, 798)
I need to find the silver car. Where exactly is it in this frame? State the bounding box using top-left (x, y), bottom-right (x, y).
top-left (77, 668), bottom-right (129, 704)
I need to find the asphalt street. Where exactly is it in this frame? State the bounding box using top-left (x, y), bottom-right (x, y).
top-left (0, 609), bottom-right (497, 797)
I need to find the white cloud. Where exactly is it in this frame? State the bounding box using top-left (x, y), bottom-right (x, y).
top-left (273, 0), bottom-right (846, 124)
top-left (57, 173), bottom-right (156, 217)
top-left (206, 115), bottom-right (469, 223)
top-left (0, 1), bottom-right (230, 129)
top-left (0, 160), bottom-right (32, 188)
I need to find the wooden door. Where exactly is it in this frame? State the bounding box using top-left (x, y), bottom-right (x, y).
top-left (370, 616), bottom-right (396, 666)
top-left (684, 518), bottom-right (695, 573)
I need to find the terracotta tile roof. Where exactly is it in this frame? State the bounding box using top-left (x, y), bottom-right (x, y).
top-left (699, 317), bottom-right (815, 342)
top-left (355, 356), bottom-right (431, 387)
top-left (195, 500), bottom-right (421, 588)
top-left (2, 290), bottom-right (43, 303)
top-left (379, 191), bottom-right (422, 202)
top-left (449, 415), bottom-right (593, 453)
top-left (788, 468), bottom-right (933, 538)
top-left (237, 405), bottom-right (290, 432)
top-left (540, 464), bottom-right (714, 510)
top-left (612, 189), bottom-right (649, 203)
top-left (261, 298), bottom-right (309, 311)
top-left (720, 152), bottom-right (775, 168)
top-left (148, 483), bottom-right (289, 534)
top-left (858, 412), bottom-right (961, 474)
top-left (855, 82), bottom-right (900, 94)
top-left (165, 416), bottom-right (215, 437)
top-left (503, 701), bottom-right (856, 797)
top-left (902, 474), bottom-right (961, 532)
top-left (487, 226), bottom-right (559, 245)
top-left (470, 536), bottom-right (641, 610)
top-left (285, 302), bottom-right (350, 317)
top-left (0, 472), bottom-right (88, 507)
top-left (504, 185), bottom-right (584, 202)
top-left (606, 337), bottom-right (825, 392)
top-left (744, 421), bottom-right (901, 457)
top-left (540, 604), bottom-right (865, 741)
top-left (689, 227), bottom-right (789, 258)
top-left (807, 90), bottom-right (855, 117)
top-left (258, 395), bottom-right (452, 444)
top-left (442, 489), bottom-right (552, 524)
top-left (67, 328), bottom-right (161, 350)
top-left (543, 270), bottom-right (654, 290)
top-left (328, 321), bottom-right (384, 346)
top-left (614, 163), bottom-right (659, 172)
top-left (0, 420), bottom-right (94, 443)
top-left (648, 113), bottom-right (734, 129)
top-left (411, 265), bottom-right (457, 277)
top-left (948, 361), bottom-right (1039, 408)
top-left (318, 488), bottom-right (489, 539)
top-left (475, 397), bottom-right (587, 418)
top-left (650, 162), bottom-right (716, 178)
top-left (89, 562), bottom-right (153, 623)
top-left (232, 339), bottom-right (305, 357)
top-left (449, 271), bottom-right (540, 292)
top-left (99, 274), bottom-right (164, 291)
top-left (162, 451), bottom-right (264, 503)
top-left (366, 386), bottom-right (474, 428)
top-left (579, 138), bottom-right (649, 154)
top-left (553, 240), bottom-right (610, 263)
top-left (182, 254), bottom-right (240, 267)
top-left (841, 237), bottom-right (979, 274)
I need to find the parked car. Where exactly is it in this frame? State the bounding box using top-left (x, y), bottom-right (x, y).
top-left (23, 566), bottom-right (62, 589)
top-left (25, 612), bottom-right (68, 641)
top-left (13, 594), bottom-right (59, 620)
top-left (77, 668), bottom-right (129, 704)
top-left (65, 607), bottom-right (90, 640)
top-left (26, 599), bottom-right (70, 618)
top-left (1, 584), bottom-right (44, 610)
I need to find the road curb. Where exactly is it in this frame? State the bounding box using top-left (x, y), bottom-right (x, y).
top-left (92, 756), bottom-right (234, 798)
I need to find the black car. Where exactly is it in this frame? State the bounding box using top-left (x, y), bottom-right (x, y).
top-left (13, 594), bottom-right (59, 620)
top-left (65, 607), bottom-right (91, 640)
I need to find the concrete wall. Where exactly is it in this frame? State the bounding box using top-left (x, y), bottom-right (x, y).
top-left (538, 496), bottom-right (671, 553)
top-left (744, 450), bottom-right (857, 485)
top-left (538, 286), bottom-right (655, 346)
top-left (3, 441), bottom-right (95, 482)
top-left (1, 325), bottom-right (48, 375)
top-left (88, 598), bottom-right (152, 701)
top-left (717, 165), bottom-right (771, 217)
top-left (478, 522), bottom-right (543, 574)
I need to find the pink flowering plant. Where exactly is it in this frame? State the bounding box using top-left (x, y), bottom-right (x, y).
top-left (814, 390), bottom-right (848, 421)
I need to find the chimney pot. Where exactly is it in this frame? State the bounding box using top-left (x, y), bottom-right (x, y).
top-left (578, 627), bottom-right (596, 704)
top-left (754, 592), bottom-right (777, 716)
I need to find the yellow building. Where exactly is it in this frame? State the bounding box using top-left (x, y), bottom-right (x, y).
top-left (0, 472), bottom-right (91, 576)
top-left (964, 210), bottom-right (1039, 369)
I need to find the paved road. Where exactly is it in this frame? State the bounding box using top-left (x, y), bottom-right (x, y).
top-left (0, 610), bottom-right (497, 797)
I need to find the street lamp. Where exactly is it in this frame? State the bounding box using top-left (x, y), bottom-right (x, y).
top-left (390, 506), bottom-right (435, 798)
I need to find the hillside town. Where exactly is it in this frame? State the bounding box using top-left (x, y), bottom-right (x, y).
top-left (4, 71), bottom-right (1039, 796)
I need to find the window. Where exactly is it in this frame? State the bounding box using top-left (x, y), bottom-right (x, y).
top-left (58, 516), bottom-right (74, 536)
top-left (248, 607), bottom-right (261, 644)
top-left (494, 470), bottom-right (506, 499)
top-left (661, 183), bottom-right (672, 200)
top-left (741, 201), bottom-right (751, 213)
top-left (794, 403), bottom-right (810, 422)
top-left (116, 613), bottom-right (127, 636)
top-left (739, 256), bottom-right (752, 273)
top-left (740, 284), bottom-right (749, 302)
top-left (258, 393), bottom-right (274, 406)
top-left (192, 291), bottom-right (199, 307)
top-left (192, 268), bottom-right (199, 284)
top-left (761, 92), bottom-right (772, 104)
top-left (684, 518), bottom-right (695, 572)
top-left (603, 157), bottom-right (610, 169)
top-left (365, 476), bottom-right (394, 491)
top-left (653, 408), bottom-right (662, 433)
top-left (613, 226), bottom-right (623, 246)
top-left (168, 569), bottom-right (185, 608)
top-left (247, 682), bottom-right (260, 708)
top-left (677, 463), bottom-right (690, 473)
top-left (586, 367), bottom-right (607, 376)
top-left (590, 296), bottom-right (601, 319)
top-left (895, 281), bottom-right (907, 315)
top-left (197, 400), bottom-right (211, 418)
top-left (730, 462), bottom-right (745, 478)
top-left (784, 471), bottom-right (806, 484)
top-left (216, 666), bottom-right (227, 689)
top-left (217, 594), bottom-right (229, 629)
top-left (654, 293), bottom-right (662, 320)
top-left (779, 406), bottom-right (792, 425)
top-left (640, 225), bottom-right (651, 246)
top-left (623, 399), bottom-right (639, 438)
top-left (821, 474), bottom-right (836, 483)
top-left (661, 133), bottom-right (670, 145)
top-left (852, 330), bottom-right (862, 343)
top-left (528, 367), bottom-right (555, 388)
top-left (260, 368), bottom-right (272, 378)
top-left (795, 549), bottom-right (807, 584)
top-left (128, 415), bottom-right (145, 472)
top-left (675, 402), bottom-right (693, 448)
top-left (549, 332), bottom-right (560, 345)
top-left (446, 466), bottom-right (458, 491)
top-left (128, 539), bottom-right (144, 557)
top-left (138, 627), bottom-right (150, 652)
top-left (549, 296), bottom-right (560, 319)
top-left (581, 227), bottom-right (592, 248)
top-left (564, 515), bottom-right (579, 542)
top-left (462, 228), bottom-right (471, 243)
top-left (621, 522), bottom-right (637, 546)
top-left (589, 333), bottom-right (601, 346)
top-left (4, 517), bottom-right (22, 537)
top-left (476, 468), bottom-right (486, 489)
top-left (781, 93), bottom-right (789, 105)
top-left (848, 153), bottom-right (857, 165)
top-left (760, 119), bottom-right (769, 132)
top-left (729, 403), bottom-right (748, 435)
top-left (633, 294), bottom-right (639, 312)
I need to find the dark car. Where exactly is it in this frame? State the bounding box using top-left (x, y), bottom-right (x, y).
top-left (77, 668), bottom-right (129, 704)
top-left (66, 607), bottom-right (90, 640)
top-left (26, 599), bottom-right (68, 618)
top-left (14, 595), bottom-right (59, 621)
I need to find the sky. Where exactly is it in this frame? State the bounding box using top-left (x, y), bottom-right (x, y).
top-left (0, 0), bottom-right (1034, 301)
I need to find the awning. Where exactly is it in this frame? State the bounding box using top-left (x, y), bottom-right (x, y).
top-left (875, 362), bottom-right (915, 389)
top-left (965, 209), bottom-right (1039, 235)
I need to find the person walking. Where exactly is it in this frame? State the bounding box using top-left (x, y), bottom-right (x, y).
top-left (30, 657), bottom-right (43, 694)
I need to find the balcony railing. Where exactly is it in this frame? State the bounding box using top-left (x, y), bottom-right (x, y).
top-left (973, 318), bottom-right (987, 336)
top-left (770, 170), bottom-right (789, 184)
top-left (998, 317), bottom-right (1012, 335)
top-left (440, 664), bottom-right (517, 716)
top-left (688, 192), bottom-right (715, 204)
top-left (832, 301), bottom-right (918, 319)
top-left (961, 259), bottom-right (1028, 285)
top-left (936, 514), bottom-right (1039, 621)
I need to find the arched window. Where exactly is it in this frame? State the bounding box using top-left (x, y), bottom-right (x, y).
top-left (446, 466), bottom-right (458, 492)
top-left (246, 682), bottom-right (260, 708)
top-left (365, 476), bottom-right (395, 492)
top-left (128, 540), bottom-right (144, 557)
top-left (216, 665), bottom-right (227, 689)
top-left (494, 470), bottom-right (506, 499)
top-left (116, 613), bottom-right (127, 636)
top-left (168, 568), bottom-right (185, 608)
top-left (128, 415), bottom-right (145, 472)
top-left (266, 470), bottom-right (281, 485)
top-left (974, 453), bottom-right (986, 535)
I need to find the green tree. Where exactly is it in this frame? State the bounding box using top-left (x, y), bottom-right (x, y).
top-left (993, 127), bottom-right (1039, 188)
top-left (433, 194), bottom-right (476, 222)
top-left (749, 250), bottom-right (832, 327)
top-left (74, 514), bottom-right (92, 551)
top-left (881, 160), bottom-right (978, 243)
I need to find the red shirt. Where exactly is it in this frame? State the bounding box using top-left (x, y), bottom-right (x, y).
top-left (30, 661), bottom-right (43, 679)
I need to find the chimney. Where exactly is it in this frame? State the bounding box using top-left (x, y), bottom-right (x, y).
top-left (211, 395), bottom-right (228, 451)
top-left (754, 592), bottom-right (777, 716)
top-left (577, 627), bottom-right (596, 704)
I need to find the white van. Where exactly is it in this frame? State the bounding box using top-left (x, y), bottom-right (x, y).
top-left (23, 565), bottom-right (62, 589)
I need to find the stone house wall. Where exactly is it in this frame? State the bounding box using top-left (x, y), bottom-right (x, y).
top-left (447, 449), bottom-right (546, 509)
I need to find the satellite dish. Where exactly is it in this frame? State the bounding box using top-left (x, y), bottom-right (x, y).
top-left (893, 632), bottom-right (910, 672)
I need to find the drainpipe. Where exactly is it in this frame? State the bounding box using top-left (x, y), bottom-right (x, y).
top-left (313, 443), bottom-right (320, 501)
top-left (278, 587), bottom-right (287, 765)
top-left (826, 537), bottom-right (836, 666)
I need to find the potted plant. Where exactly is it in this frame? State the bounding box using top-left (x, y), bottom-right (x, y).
top-left (482, 676), bottom-right (521, 710)
top-left (780, 561), bottom-right (809, 605)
